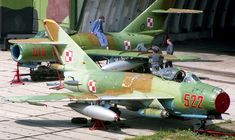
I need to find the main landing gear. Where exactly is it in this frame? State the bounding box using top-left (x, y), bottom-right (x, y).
top-left (109, 104), bottom-right (121, 122)
top-left (192, 119), bottom-right (207, 131)
top-left (71, 104), bottom-right (121, 130)
top-left (197, 120), bottom-right (207, 130)
top-left (71, 117), bottom-right (120, 130)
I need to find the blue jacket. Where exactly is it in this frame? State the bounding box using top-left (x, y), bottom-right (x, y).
top-left (90, 19), bottom-right (108, 47)
top-left (91, 20), bottom-right (104, 34)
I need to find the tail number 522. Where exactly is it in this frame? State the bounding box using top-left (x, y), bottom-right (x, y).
top-left (184, 93), bottom-right (204, 109)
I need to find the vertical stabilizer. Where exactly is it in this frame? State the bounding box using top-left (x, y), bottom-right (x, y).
top-left (121, 0), bottom-right (176, 33)
top-left (43, 19), bottom-right (101, 71)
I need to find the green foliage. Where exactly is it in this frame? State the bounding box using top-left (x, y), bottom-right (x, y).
top-left (126, 129), bottom-right (235, 140)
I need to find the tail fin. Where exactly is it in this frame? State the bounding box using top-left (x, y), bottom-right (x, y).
top-left (44, 19), bottom-right (101, 71)
top-left (121, 0), bottom-right (175, 34)
top-left (121, 0), bottom-right (202, 35)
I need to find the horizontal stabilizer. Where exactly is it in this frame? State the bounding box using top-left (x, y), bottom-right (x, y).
top-left (139, 29), bottom-right (165, 35)
top-left (9, 39), bottom-right (67, 45)
top-left (152, 8), bottom-right (203, 14)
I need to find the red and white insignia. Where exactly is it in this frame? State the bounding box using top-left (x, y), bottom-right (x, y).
top-left (65, 50), bottom-right (73, 62)
top-left (147, 17), bottom-right (154, 28)
top-left (88, 80), bottom-right (96, 93)
top-left (124, 41), bottom-right (131, 50)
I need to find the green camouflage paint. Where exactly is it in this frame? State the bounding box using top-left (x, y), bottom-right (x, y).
top-left (7, 19), bottom-right (230, 120)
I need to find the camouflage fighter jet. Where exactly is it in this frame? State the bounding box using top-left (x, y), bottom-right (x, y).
top-left (10, 0), bottom-right (202, 72)
top-left (6, 19), bottom-right (230, 129)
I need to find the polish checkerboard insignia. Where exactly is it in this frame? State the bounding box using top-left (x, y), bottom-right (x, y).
top-left (65, 50), bottom-right (73, 62)
top-left (147, 17), bottom-right (154, 28)
top-left (88, 80), bottom-right (96, 93)
top-left (124, 41), bottom-right (131, 50)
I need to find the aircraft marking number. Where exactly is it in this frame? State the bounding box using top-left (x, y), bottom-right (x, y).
top-left (32, 48), bottom-right (46, 57)
top-left (184, 93), bottom-right (204, 109)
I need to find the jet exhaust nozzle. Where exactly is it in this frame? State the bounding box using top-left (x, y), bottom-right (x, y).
top-left (11, 44), bottom-right (22, 62)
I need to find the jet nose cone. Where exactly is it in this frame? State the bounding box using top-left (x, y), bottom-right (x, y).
top-left (215, 92), bottom-right (230, 113)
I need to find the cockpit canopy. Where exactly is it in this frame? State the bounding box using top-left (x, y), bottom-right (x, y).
top-left (154, 67), bottom-right (201, 83)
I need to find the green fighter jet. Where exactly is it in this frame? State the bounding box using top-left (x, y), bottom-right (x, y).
top-left (10, 0), bottom-right (202, 72)
top-left (5, 19), bottom-right (230, 130)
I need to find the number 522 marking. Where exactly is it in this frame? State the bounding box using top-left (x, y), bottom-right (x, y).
top-left (183, 93), bottom-right (204, 109)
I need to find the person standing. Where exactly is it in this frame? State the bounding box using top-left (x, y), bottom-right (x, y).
top-left (90, 16), bottom-right (108, 49)
top-left (149, 45), bottom-right (163, 74)
top-left (165, 38), bottom-right (174, 68)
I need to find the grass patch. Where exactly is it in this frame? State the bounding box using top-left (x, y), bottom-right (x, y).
top-left (126, 129), bottom-right (235, 140)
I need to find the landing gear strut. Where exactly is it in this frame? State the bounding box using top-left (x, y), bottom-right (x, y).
top-left (109, 104), bottom-right (121, 122)
top-left (199, 120), bottom-right (207, 130)
top-left (90, 119), bottom-right (106, 130)
top-left (192, 119), bottom-right (207, 132)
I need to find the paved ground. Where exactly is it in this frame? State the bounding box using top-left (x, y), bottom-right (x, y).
top-left (0, 39), bottom-right (235, 140)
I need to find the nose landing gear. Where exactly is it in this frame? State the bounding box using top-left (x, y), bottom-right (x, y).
top-left (193, 119), bottom-right (235, 137)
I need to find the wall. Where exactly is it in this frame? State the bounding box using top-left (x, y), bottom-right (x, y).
top-left (1, 0), bottom-right (234, 40)
top-left (78, 0), bottom-right (155, 32)
top-left (0, 0), bottom-right (34, 38)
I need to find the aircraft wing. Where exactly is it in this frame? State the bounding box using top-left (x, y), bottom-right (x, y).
top-left (85, 49), bottom-right (150, 58)
top-left (5, 92), bottom-right (99, 103)
top-left (5, 91), bottom-right (173, 109)
top-left (6, 92), bottom-right (173, 102)
top-left (163, 54), bottom-right (200, 61)
top-left (85, 49), bottom-right (200, 61)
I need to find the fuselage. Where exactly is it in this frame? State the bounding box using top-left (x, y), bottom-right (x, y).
top-left (64, 70), bottom-right (230, 119)
top-left (10, 32), bottom-right (154, 63)
top-left (71, 32), bottom-right (154, 51)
